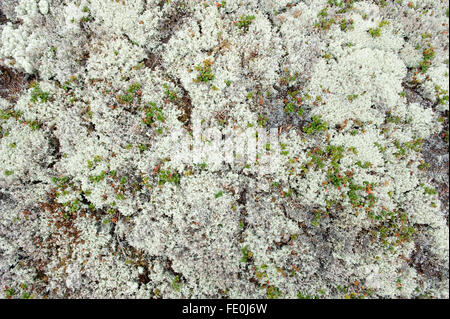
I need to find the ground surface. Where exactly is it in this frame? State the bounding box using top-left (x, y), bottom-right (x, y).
top-left (0, 0), bottom-right (449, 299)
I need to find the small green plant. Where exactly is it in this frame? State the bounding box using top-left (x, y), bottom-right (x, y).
top-left (434, 85), bottom-right (449, 105)
top-left (284, 102), bottom-right (295, 113)
top-left (21, 291), bottom-right (32, 299)
top-left (421, 32), bottom-right (432, 39)
top-left (303, 116), bottom-right (328, 134)
top-left (423, 186), bottom-right (437, 196)
top-left (216, 1), bottom-right (226, 8)
top-left (162, 83), bottom-right (178, 100)
top-left (347, 94), bottom-right (358, 102)
top-left (3, 284), bottom-right (32, 299)
top-left (378, 19), bottom-right (390, 27)
top-left (116, 193), bottom-right (125, 200)
top-left (315, 7), bottom-right (336, 30)
top-left (312, 209), bottom-right (327, 226)
top-left (157, 169), bottom-right (180, 186)
top-left (417, 161), bottom-right (430, 171)
top-left (240, 246), bottom-right (252, 262)
top-left (370, 209), bottom-right (416, 249)
top-left (235, 15), bottom-right (256, 31)
top-left (4, 287), bottom-right (16, 299)
top-left (318, 8), bottom-right (328, 18)
top-left (89, 170), bottom-right (107, 183)
top-left (368, 27), bottom-right (381, 37)
top-left (142, 102), bottom-right (165, 126)
top-left (127, 83), bottom-right (141, 94)
top-left (257, 114), bottom-right (268, 128)
top-left (386, 114), bottom-right (402, 124)
top-left (30, 84), bottom-right (49, 103)
top-left (80, 7), bottom-right (92, 22)
top-left (119, 83), bottom-right (141, 104)
top-left (377, 0), bottom-right (388, 7)
top-left (328, 0), bottom-right (358, 13)
top-left (297, 291), bottom-right (318, 299)
top-left (4, 170), bottom-right (14, 176)
top-left (266, 285), bottom-right (282, 299)
top-left (194, 59), bottom-right (215, 83)
top-left (355, 161), bottom-right (372, 169)
top-left (138, 144), bottom-right (147, 152)
top-left (340, 18), bottom-right (354, 31)
top-left (172, 276), bottom-right (181, 292)
top-left (419, 46), bottom-right (435, 73)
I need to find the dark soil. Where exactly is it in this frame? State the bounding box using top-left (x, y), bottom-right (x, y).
top-left (0, 65), bottom-right (36, 103)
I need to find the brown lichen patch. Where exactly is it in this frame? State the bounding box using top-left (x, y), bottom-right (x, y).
top-left (30, 189), bottom-right (94, 297)
top-left (144, 52), bottom-right (160, 70)
top-left (410, 230), bottom-right (448, 281)
top-left (0, 65), bottom-right (36, 103)
top-left (402, 81), bottom-right (449, 224)
top-left (113, 240), bottom-right (153, 287)
top-left (0, 9), bottom-right (8, 24)
top-left (162, 78), bottom-right (193, 132)
top-left (177, 91), bottom-right (193, 131)
top-left (402, 81), bottom-right (434, 108)
top-left (16, 189), bottom-right (89, 298)
top-left (39, 190), bottom-right (84, 245)
top-left (158, 1), bottom-right (189, 44)
top-left (212, 106), bottom-right (232, 127)
top-left (143, 51), bottom-right (162, 71)
top-left (422, 109), bottom-right (449, 225)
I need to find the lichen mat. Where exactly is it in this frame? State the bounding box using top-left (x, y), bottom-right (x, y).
top-left (0, 0), bottom-right (448, 299)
